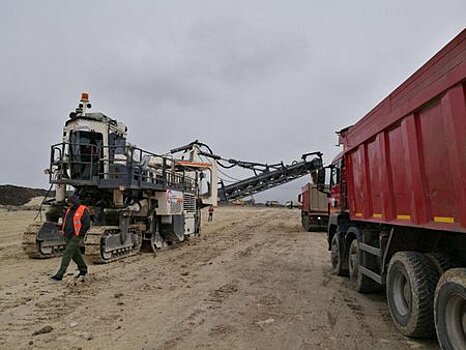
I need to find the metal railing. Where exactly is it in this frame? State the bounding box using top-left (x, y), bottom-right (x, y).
top-left (49, 142), bottom-right (196, 192)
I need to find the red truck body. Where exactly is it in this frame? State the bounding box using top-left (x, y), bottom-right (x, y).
top-left (340, 29), bottom-right (466, 233)
top-left (323, 30), bottom-right (466, 346)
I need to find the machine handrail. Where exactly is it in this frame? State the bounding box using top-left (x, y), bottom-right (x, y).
top-left (49, 142), bottom-right (196, 191)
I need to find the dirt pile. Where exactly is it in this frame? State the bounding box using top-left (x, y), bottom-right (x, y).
top-left (0, 185), bottom-right (48, 206)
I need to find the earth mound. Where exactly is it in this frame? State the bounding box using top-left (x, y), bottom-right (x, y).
top-left (0, 185), bottom-right (48, 206)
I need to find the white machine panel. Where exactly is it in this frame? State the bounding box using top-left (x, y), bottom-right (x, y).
top-left (155, 190), bottom-right (184, 215)
top-left (184, 214), bottom-right (195, 235)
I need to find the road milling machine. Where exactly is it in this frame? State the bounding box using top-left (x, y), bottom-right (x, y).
top-left (22, 93), bottom-right (218, 263)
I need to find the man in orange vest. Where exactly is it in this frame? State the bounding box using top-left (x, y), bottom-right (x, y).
top-left (51, 195), bottom-right (90, 281)
top-left (208, 204), bottom-right (214, 222)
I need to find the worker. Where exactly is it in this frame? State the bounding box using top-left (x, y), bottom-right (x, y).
top-left (208, 204), bottom-right (214, 222)
top-left (51, 195), bottom-right (90, 281)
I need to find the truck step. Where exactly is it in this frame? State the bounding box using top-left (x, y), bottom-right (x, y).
top-left (360, 266), bottom-right (383, 284)
top-left (360, 242), bottom-right (381, 257)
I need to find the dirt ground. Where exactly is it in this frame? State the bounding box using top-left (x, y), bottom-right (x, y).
top-left (0, 207), bottom-right (440, 350)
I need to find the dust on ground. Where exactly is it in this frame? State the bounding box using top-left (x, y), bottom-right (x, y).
top-left (0, 207), bottom-right (439, 350)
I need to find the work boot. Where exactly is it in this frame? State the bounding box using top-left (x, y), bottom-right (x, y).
top-left (50, 275), bottom-right (62, 281)
top-left (74, 271), bottom-right (87, 279)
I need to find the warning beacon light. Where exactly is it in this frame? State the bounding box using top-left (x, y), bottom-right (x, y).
top-left (80, 92), bottom-right (89, 102)
top-left (70, 92), bottom-right (92, 118)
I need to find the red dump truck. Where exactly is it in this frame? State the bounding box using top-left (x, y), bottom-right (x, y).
top-left (298, 183), bottom-right (328, 231)
top-left (316, 30), bottom-right (466, 349)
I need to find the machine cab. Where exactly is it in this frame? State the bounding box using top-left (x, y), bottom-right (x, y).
top-left (55, 93), bottom-right (129, 183)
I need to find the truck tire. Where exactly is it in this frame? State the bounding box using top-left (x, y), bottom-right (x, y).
top-left (386, 252), bottom-right (439, 338)
top-left (307, 217), bottom-right (317, 232)
top-left (434, 268), bottom-right (466, 350)
top-left (348, 238), bottom-right (375, 293)
top-left (302, 215), bottom-right (310, 232)
top-left (308, 217), bottom-right (323, 232)
top-left (331, 234), bottom-right (347, 276)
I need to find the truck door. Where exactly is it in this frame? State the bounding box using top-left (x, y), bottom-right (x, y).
top-left (329, 158), bottom-right (342, 213)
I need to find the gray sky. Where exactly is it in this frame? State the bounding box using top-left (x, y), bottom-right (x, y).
top-left (0, 1), bottom-right (465, 202)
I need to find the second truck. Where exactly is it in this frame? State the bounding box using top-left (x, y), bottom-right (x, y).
top-left (298, 183), bottom-right (328, 231)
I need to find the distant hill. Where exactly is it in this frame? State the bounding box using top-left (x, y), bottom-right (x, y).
top-left (0, 185), bottom-right (49, 206)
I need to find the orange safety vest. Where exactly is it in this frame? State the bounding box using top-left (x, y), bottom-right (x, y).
top-left (62, 205), bottom-right (89, 236)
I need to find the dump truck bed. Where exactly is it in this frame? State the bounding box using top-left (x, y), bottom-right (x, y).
top-left (341, 29), bottom-right (466, 233)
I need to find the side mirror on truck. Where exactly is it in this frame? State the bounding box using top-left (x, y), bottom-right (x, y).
top-left (316, 168), bottom-right (330, 195)
top-left (316, 169), bottom-right (325, 192)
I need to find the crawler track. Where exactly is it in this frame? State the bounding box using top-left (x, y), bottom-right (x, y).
top-left (85, 226), bottom-right (142, 264)
top-left (22, 222), bottom-right (65, 259)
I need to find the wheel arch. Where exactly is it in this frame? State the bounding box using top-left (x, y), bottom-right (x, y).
top-left (343, 226), bottom-right (363, 271)
top-left (327, 212), bottom-right (351, 251)
top-left (345, 226), bottom-right (362, 246)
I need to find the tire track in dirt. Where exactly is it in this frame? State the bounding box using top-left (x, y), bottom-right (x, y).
top-left (0, 207), bottom-right (440, 350)
top-left (2, 208), bottom-right (278, 349)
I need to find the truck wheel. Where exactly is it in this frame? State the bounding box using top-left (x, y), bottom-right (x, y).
top-left (435, 268), bottom-right (466, 350)
top-left (308, 217), bottom-right (320, 232)
top-left (386, 252), bottom-right (438, 338)
top-left (348, 238), bottom-right (374, 293)
top-left (302, 216), bottom-right (310, 232)
top-left (331, 234), bottom-right (347, 276)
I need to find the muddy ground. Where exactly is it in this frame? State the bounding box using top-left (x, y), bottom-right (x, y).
top-left (0, 207), bottom-right (439, 350)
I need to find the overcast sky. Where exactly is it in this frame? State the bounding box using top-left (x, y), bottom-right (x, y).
top-left (0, 1), bottom-right (465, 202)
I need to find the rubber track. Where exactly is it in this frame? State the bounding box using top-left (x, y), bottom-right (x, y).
top-left (84, 226), bottom-right (142, 264)
top-left (389, 252), bottom-right (439, 338)
top-left (22, 223), bottom-right (62, 259)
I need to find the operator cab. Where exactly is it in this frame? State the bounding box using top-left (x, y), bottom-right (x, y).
top-left (60, 93), bottom-right (128, 182)
top-left (50, 93), bottom-right (199, 193)
top-left (68, 130), bottom-right (103, 180)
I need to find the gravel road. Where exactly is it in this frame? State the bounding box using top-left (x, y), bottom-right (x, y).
top-left (0, 207), bottom-right (439, 349)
